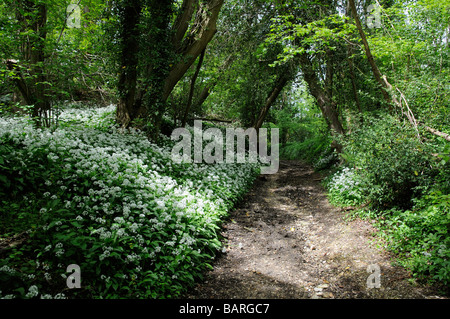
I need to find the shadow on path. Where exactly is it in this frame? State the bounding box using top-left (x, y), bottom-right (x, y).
top-left (185, 160), bottom-right (444, 299)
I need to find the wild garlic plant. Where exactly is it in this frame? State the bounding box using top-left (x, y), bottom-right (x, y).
top-left (0, 105), bottom-right (259, 298)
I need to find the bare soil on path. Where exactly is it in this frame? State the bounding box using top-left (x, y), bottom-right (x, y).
top-left (185, 160), bottom-right (445, 299)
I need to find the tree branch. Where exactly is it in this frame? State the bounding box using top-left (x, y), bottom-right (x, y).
top-left (189, 117), bottom-right (232, 123)
top-left (182, 48), bottom-right (205, 127)
top-left (162, 0), bottom-right (224, 101)
top-left (172, 0), bottom-right (198, 51)
top-left (419, 123), bottom-right (450, 142)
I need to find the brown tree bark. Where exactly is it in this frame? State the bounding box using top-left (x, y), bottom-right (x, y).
top-left (189, 54), bottom-right (234, 112)
top-left (347, 49), bottom-right (363, 113)
top-left (182, 48), bottom-right (205, 127)
top-left (9, 0), bottom-right (50, 126)
top-left (348, 0), bottom-right (393, 108)
top-left (325, 48), bottom-right (334, 99)
top-left (115, 0), bottom-right (224, 136)
top-left (299, 53), bottom-right (344, 137)
top-left (6, 60), bottom-right (33, 106)
top-left (253, 75), bottom-right (289, 131)
top-left (116, 0), bottom-right (142, 128)
top-left (172, 0), bottom-right (198, 51)
top-left (194, 85), bottom-right (213, 111)
top-left (345, 0), bottom-right (362, 113)
top-left (162, 0), bottom-right (224, 102)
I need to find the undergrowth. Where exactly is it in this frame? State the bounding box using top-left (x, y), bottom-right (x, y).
top-left (0, 105), bottom-right (260, 299)
top-left (320, 114), bottom-right (450, 291)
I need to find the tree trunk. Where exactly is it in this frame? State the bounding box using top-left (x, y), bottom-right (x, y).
top-left (11, 0), bottom-right (50, 127)
top-left (182, 48), bottom-right (205, 127)
top-left (31, 2), bottom-right (50, 124)
top-left (6, 60), bottom-right (34, 106)
top-left (348, 0), bottom-right (449, 142)
top-left (348, 0), bottom-right (392, 108)
top-left (115, 0), bottom-right (224, 139)
top-left (299, 53), bottom-right (344, 137)
top-left (162, 0), bottom-right (224, 102)
top-left (347, 49), bottom-right (363, 114)
top-left (116, 0), bottom-right (142, 128)
top-left (253, 75), bottom-right (289, 131)
top-left (189, 54), bottom-right (234, 112)
top-left (194, 85), bottom-right (213, 110)
top-left (172, 0), bottom-right (198, 50)
top-left (345, 0), bottom-right (362, 114)
top-left (325, 48), bottom-right (334, 99)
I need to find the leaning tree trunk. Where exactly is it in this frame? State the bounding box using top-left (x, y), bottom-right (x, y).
top-left (161, 0), bottom-right (224, 102)
top-left (299, 53), bottom-right (344, 136)
top-left (115, 0), bottom-right (224, 139)
top-left (348, 0), bottom-right (393, 108)
top-left (345, 0), bottom-right (362, 114)
top-left (182, 48), bottom-right (205, 127)
top-left (187, 54), bottom-right (234, 118)
top-left (152, 0), bottom-right (224, 141)
top-left (253, 74), bottom-right (289, 131)
top-left (348, 0), bottom-right (450, 143)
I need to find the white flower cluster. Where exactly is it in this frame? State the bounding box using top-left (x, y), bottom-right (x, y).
top-left (328, 167), bottom-right (360, 193)
top-left (0, 104), bottom-right (260, 298)
top-left (0, 265), bottom-right (16, 275)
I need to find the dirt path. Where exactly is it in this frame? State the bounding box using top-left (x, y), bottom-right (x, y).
top-left (185, 160), bottom-right (444, 299)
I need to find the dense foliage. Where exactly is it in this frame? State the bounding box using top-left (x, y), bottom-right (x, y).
top-left (0, 106), bottom-right (259, 298)
top-left (322, 114), bottom-right (450, 287)
top-left (267, 0), bottom-right (449, 290)
top-left (0, 0), bottom-right (449, 297)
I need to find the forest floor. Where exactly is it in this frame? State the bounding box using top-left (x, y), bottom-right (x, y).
top-left (185, 160), bottom-right (446, 299)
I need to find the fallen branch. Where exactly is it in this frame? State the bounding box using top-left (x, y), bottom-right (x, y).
top-left (395, 86), bottom-right (421, 140)
top-left (340, 201), bottom-right (371, 212)
top-left (0, 231), bottom-right (29, 257)
top-left (419, 123), bottom-right (450, 142)
top-left (382, 77), bottom-right (450, 143)
top-left (189, 117), bottom-right (232, 123)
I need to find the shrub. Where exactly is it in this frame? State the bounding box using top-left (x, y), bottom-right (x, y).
top-left (324, 113), bottom-right (449, 288)
top-left (337, 114), bottom-right (437, 209)
top-left (281, 135), bottom-right (332, 164)
top-left (323, 166), bottom-right (365, 207)
top-left (377, 191), bottom-right (450, 287)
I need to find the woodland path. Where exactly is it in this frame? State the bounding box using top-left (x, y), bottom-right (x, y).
top-left (185, 160), bottom-right (443, 299)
